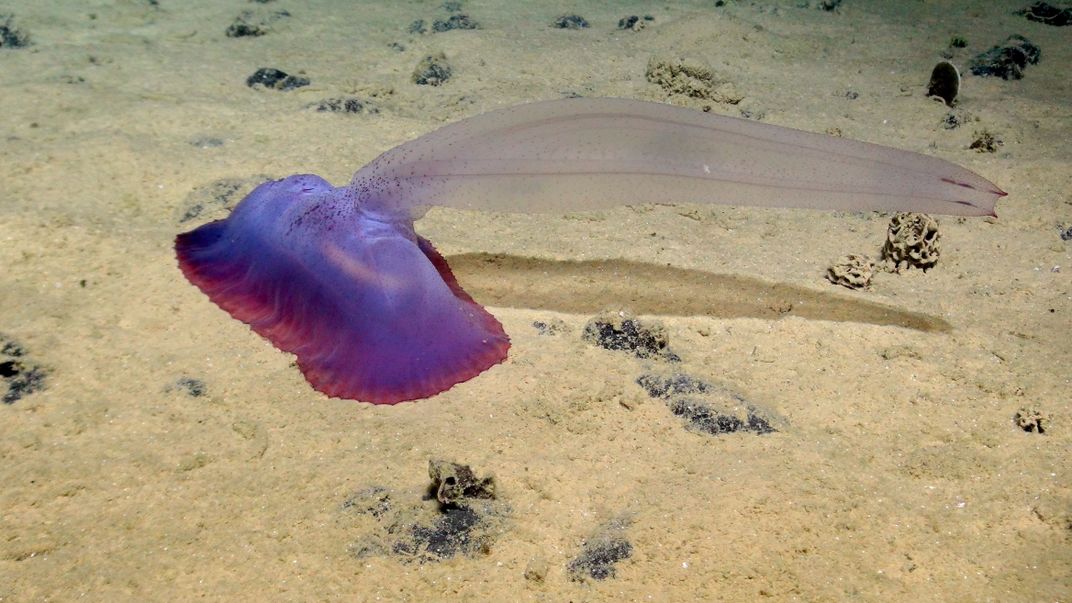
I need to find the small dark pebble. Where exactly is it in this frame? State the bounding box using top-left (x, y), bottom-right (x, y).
top-left (245, 67), bottom-right (309, 91)
top-left (969, 34), bottom-right (1040, 80)
top-left (844, 90), bottom-right (859, 100)
top-left (949, 36), bottom-right (968, 48)
top-left (310, 97), bottom-right (377, 114)
top-left (568, 531), bottom-right (632, 581)
top-left (413, 52), bottom-right (452, 86)
top-left (817, 0), bottom-right (843, 11)
top-left (927, 61), bottom-right (960, 107)
top-left (427, 460), bottom-right (496, 506)
top-left (581, 312), bottom-right (678, 361)
top-left (1017, 2), bottom-right (1072, 26)
top-left (173, 377), bottom-right (206, 397)
top-left (1060, 225), bottom-right (1072, 241)
top-left (553, 15), bottom-right (589, 29)
top-left (432, 14), bottom-right (480, 32)
top-left (0, 14), bottom-right (31, 48)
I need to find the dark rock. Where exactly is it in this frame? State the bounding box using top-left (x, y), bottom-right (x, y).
top-left (412, 52), bottom-right (452, 86)
top-left (245, 67), bottom-right (309, 90)
top-left (582, 311), bottom-right (678, 361)
top-left (1017, 2), bottom-right (1072, 26)
top-left (618, 15), bottom-right (654, 30)
top-left (0, 14), bottom-right (30, 48)
top-left (432, 14), bottom-right (480, 32)
top-left (969, 34), bottom-right (1040, 80)
top-left (553, 15), bottom-right (589, 29)
top-left (407, 19), bottom-right (426, 34)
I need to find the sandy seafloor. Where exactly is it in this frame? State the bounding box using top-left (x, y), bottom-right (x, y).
top-left (1, 0), bottom-right (1069, 600)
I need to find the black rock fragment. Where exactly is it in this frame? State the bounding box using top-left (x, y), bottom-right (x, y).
top-left (582, 311), bottom-right (678, 361)
top-left (553, 15), bottom-right (589, 29)
top-left (617, 15), bottom-right (653, 30)
top-left (0, 14), bottom-right (30, 48)
top-left (1017, 2), bottom-right (1072, 26)
top-left (1060, 224), bottom-right (1072, 241)
top-left (432, 14), bottom-right (480, 32)
top-left (412, 52), bottom-right (452, 86)
top-left (309, 97), bottom-right (377, 114)
top-left (969, 34), bottom-right (1040, 80)
top-left (1, 335), bottom-right (46, 404)
top-left (568, 522), bottom-right (632, 581)
top-left (245, 67), bottom-right (309, 90)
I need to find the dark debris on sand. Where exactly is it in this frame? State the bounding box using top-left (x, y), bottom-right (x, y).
top-left (344, 460), bottom-right (507, 564)
top-left (245, 67), bottom-right (309, 90)
top-left (969, 34), bottom-right (1040, 80)
top-left (568, 519), bottom-right (632, 581)
top-left (638, 373), bottom-right (779, 436)
top-left (582, 311), bottom-right (679, 361)
top-left (1, 335), bottom-right (47, 404)
top-left (0, 14), bottom-right (31, 48)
